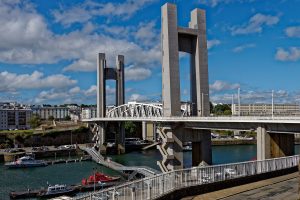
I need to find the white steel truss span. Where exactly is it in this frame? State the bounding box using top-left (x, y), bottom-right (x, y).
top-left (106, 102), bottom-right (163, 118)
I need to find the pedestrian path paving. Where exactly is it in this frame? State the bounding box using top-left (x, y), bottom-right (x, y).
top-left (183, 172), bottom-right (298, 200)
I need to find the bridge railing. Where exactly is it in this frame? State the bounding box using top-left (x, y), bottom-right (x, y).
top-left (73, 155), bottom-right (299, 200)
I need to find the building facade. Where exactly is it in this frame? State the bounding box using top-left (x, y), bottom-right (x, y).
top-left (0, 102), bottom-right (32, 130)
top-left (32, 106), bottom-right (70, 120)
top-left (232, 104), bottom-right (300, 116)
top-left (81, 107), bottom-right (97, 119)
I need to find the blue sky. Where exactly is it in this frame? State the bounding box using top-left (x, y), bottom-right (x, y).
top-left (0, 0), bottom-right (300, 105)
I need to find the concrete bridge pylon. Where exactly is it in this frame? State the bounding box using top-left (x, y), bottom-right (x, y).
top-left (158, 2), bottom-right (212, 172)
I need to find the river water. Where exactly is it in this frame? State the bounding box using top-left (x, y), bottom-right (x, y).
top-left (1, 144), bottom-right (299, 199)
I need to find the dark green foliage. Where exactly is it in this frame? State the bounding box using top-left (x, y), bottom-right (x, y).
top-left (29, 114), bottom-right (41, 128)
top-left (213, 104), bottom-right (232, 115)
top-left (48, 116), bottom-right (55, 121)
top-left (64, 115), bottom-right (71, 121)
top-left (125, 121), bottom-right (137, 136)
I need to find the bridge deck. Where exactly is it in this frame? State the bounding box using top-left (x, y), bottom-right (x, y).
top-left (83, 116), bottom-right (300, 123)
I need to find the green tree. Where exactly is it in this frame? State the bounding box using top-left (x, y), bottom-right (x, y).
top-left (64, 115), bottom-right (71, 121)
top-left (223, 109), bottom-right (232, 115)
top-left (213, 104), bottom-right (232, 115)
top-left (29, 114), bottom-right (41, 129)
top-left (125, 121), bottom-right (137, 136)
top-left (48, 116), bottom-right (54, 121)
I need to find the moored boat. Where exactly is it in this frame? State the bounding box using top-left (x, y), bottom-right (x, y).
top-left (38, 184), bottom-right (77, 198)
top-left (5, 156), bottom-right (48, 168)
top-left (81, 172), bottom-right (120, 185)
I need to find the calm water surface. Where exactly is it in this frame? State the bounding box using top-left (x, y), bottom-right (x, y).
top-left (0, 144), bottom-right (299, 199)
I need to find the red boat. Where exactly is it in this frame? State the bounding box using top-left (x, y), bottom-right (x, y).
top-left (81, 172), bottom-right (120, 185)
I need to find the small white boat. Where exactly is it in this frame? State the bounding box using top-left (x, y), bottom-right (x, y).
top-left (5, 156), bottom-right (48, 168)
top-left (39, 184), bottom-right (76, 198)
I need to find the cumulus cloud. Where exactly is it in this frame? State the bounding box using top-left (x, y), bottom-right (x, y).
top-left (125, 66), bottom-right (152, 81)
top-left (275, 47), bottom-right (300, 62)
top-left (207, 39), bottom-right (221, 49)
top-left (0, 71), bottom-right (77, 92)
top-left (210, 90), bottom-right (294, 104)
top-left (52, 0), bottom-right (157, 26)
top-left (231, 13), bottom-right (279, 35)
top-left (210, 80), bottom-right (240, 92)
top-left (0, 1), bottom-right (160, 73)
top-left (35, 88), bottom-right (79, 104)
top-left (128, 93), bottom-right (148, 102)
top-left (199, 0), bottom-right (256, 7)
top-left (232, 43), bottom-right (256, 53)
top-left (285, 26), bottom-right (300, 38)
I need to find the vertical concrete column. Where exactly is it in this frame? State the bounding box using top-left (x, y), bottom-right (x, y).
top-left (190, 9), bottom-right (209, 116)
top-left (270, 133), bottom-right (294, 158)
top-left (257, 126), bottom-right (270, 160)
top-left (161, 3), bottom-right (181, 117)
top-left (153, 123), bottom-right (157, 141)
top-left (97, 53), bottom-right (106, 118)
top-left (191, 130), bottom-right (212, 166)
top-left (116, 55), bottom-right (125, 153)
top-left (96, 53), bottom-right (106, 152)
top-left (167, 128), bottom-right (183, 170)
top-left (116, 55), bottom-right (125, 106)
top-left (142, 121), bottom-right (147, 140)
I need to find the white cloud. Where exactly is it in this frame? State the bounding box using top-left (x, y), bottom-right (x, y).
top-left (199, 0), bottom-right (256, 7)
top-left (0, 1), bottom-right (161, 73)
top-left (207, 39), bottom-right (221, 49)
top-left (210, 80), bottom-right (240, 92)
top-left (210, 90), bottom-right (293, 104)
top-left (232, 43), bottom-right (256, 52)
top-left (52, 0), bottom-right (157, 26)
top-left (125, 66), bottom-right (152, 81)
top-left (285, 26), bottom-right (300, 38)
top-left (231, 13), bottom-right (279, 35)
top-left (135, 21), bottom-right (158, 47)
top-left (129, 93), bottom-right (148, 102)
top-left (275, 47), bottom-right (300, 61)
top-left (0, 71), bottom-right (77, 92)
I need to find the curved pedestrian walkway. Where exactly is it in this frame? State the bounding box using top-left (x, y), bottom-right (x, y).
top-left (183, 172), bottom-right (298, 200)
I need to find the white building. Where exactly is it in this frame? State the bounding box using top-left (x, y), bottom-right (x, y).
top-left (32, 106), bottom-right (70, 120)
top-left (81, 107), bottom-right (97, 119)
top-left (232, 104), bottom-right (300, 116)
top-left (0, 103), bottom-right (32, 130)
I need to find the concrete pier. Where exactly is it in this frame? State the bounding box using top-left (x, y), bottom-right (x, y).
top-left (257, 126), bottom-right (294, 160)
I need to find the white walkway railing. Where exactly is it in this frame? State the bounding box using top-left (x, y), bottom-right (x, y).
top-left (73, 155), bottom-right (299, 200)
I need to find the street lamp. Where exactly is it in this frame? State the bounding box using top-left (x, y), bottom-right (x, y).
top-left (272, 90), bottom-right (274, 118)
top-left (237, 88), bottom-right (241, 116)
top-left (201, 93), bottom-right (209, 117)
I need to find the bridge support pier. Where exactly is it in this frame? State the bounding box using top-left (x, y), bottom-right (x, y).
top-left (257, 126), bottom-right (294, 160)
top-left (157, 125), bottom-right (212, 172)
top-left (192, 130), bottom-right (212, 166)
top-left (142, 121), bottom-right (147, 140)
top-left (117, 122), bottom-right (125, 154)
top-left (157, 125), bottom-right (183, 172)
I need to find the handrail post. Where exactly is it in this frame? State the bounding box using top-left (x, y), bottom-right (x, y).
top-left (131, 187), bottom-right (136, 200)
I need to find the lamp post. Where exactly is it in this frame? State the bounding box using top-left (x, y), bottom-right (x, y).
top-left (201, 93), bottom-right (209, 117)
top-left (93, 167), bottom-right (96, 192)
top-left (238, 88), bottom-right (241, 116)
top-left (272, 90), bottom-right (274, 118)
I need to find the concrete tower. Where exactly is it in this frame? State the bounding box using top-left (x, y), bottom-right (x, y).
top-left (96, 53), bottom-right (125, 153)
top-left (162, 3), bottom-right (209, 117)
top-left (157, 3), bottom-right (212, 172)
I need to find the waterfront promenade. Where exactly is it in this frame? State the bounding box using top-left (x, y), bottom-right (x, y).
top-left (186, 172), bottom-right (298, 200)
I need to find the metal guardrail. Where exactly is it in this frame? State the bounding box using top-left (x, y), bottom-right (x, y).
top-left (84, 116), bottom-right (300, 122)
top-left (73, 155), bottom-right (299, 200)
